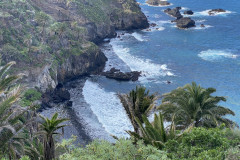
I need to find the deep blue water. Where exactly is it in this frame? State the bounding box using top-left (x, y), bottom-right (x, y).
top-left (81, 0), bottom-right (240, 138)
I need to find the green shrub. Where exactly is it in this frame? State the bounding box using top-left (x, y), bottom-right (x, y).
top-left (165, 127), bottom-right (238, 159)
top-left (59, 139), bottom-right (169, 160)
top-left (20, 88), bottom-right (42, 107)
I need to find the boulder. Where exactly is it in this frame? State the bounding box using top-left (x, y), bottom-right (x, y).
top-left (208, 9), bottom-right (226, 15)
top-left (102, 68), bottom-right (141, 81)
top-left (146, 0), bottom-right (170, 6)
top-left (150, 23), bottom-right (157, 27)
top-left (176, 17), bottom-right (195, 29)
top-left (164, 7), bottom-right (183, 19)
top-left (184, 10), bottom-right (194, 15)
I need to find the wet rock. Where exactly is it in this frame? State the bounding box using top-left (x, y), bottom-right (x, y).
top-left (164, 7), bottom-right (183, 19)
top-left (176, 17), bottom-right (195, 29)
top-left (146, 0), bottom-right (170, 6)
top-left (184, 10), bottom-right (194, 15)
top-left (200, 24), bottom-right (205, 27)
top-left (208, 9), bottom-right (226, 15)
top-left (102, 67), bottom-right (141, 81)
top-left (41, 83), bottom-right (71, 109)
top-left (150, 23), bottom-right (157, 27)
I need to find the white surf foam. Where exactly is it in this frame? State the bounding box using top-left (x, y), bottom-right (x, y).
top-left (195, 19), bottom-right (207, 23)
top-left (131, 32), bottom-right (145, 41)
top-left (198, 49), bottom-right (238, 61)
top-left (181, 7), bottom-right (189, 11)
top-left (83, 80), bottom-right (133, 138)
top-left (157, 27), bottom-right (165, 31)
top-left (194, 25), bottom-right (213, 30)
top-left (143, 20), bottom-right (171, 32)
top-left (110, 40), bottom-right (175, 82)
top-left (191, 10), bottom-right (233, 17)
top-left (154, 14), bottom-right (161, 18)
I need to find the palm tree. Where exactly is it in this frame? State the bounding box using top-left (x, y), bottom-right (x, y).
top-left (39, 113), bottom-right (68, 160)
top-left (158, 82), bottom-right (236, 129)
top-left (0, 61), bottom-right (29, 159)
top-left (118, 86), bottom-right (158, 134)
top-left (127, 112), bottom-right (192, 149)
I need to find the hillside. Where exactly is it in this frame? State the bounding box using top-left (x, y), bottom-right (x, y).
top-left (0, 0), bottom-right (148, 91)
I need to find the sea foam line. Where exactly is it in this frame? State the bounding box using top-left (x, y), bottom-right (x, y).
top-left (110, 39), bottom-right (175, 83)
top-left (198, 49), bottom-right (238, 61)
top-left (186, 9), bottom-right (233, 17)
top-left (83, 80), bottom-right (133, 138)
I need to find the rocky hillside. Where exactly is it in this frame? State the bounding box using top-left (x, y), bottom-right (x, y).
top-left (0, 0), bottom-right (148, 91)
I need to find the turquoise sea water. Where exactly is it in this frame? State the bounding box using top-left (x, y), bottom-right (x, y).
top-left (80, 0), bottom-right (240, 138)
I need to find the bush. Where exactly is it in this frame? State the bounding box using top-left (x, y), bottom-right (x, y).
top-left (164, 127), bottom-right (239, 159)
top-left (20, 88), bottom-right (42, 106)
top-left (59, 139), bottom-right (169, 160)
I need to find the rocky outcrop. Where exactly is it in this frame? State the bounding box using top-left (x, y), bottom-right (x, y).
top-left (164, 7), bottom-right (183, 19)
top-left (40, 83), bottom-right (71, 110)
top-left (184, 10), bottom-right (194, 15)
top-left (176, 17), bottom-right (195, 29)
top-left (57, 49), bottom-right (107, 83)
top-left (146, 0), bottom-right (170, 6)
top-left (164, 7), bottom-right (195, 29)
top-left (102, 68), bottom-right (141, 81)
top-left (208, 9), bottom-right (226, 15)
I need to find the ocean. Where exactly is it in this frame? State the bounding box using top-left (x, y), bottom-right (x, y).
top-left (70, 0), bottom-right (240, 140)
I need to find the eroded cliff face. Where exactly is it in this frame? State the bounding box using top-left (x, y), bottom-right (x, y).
top-left (0, 0), bottom-right (148, 92)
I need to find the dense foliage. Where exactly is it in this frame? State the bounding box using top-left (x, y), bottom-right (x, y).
top-left (165, 126), bottom-right (240, 159)
top-left (58, 138), bottom-right (169, 160)
top-left (158, 82), bottom-right (236, 129)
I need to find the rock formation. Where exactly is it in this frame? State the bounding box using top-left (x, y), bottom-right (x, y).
top-left (146, 0), bottom-right (170, 6)
top-left (176, 17), bottom-right (196, 29)
top-left (102, 68), bottom-right (141, 81)
top-left (208, 9), bottom-right (226, 15)
top-left (184, 10), bottom-right (194, 15)
top-left (164, 7), bottom-right (183, 19)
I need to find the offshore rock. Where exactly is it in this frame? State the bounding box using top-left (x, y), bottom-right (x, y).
top-left (102, 68), bottom-right (141, 81)
top-left (146, 0), bottom-right (170, 6)
top-left (208, 9), bottom-right (226, 15)
top-left (164, 7), bottom-right (183, 19)
top-left (184, 10), bottom-right (194, 15)
top-left (176, 17), bottom-right (196, 29)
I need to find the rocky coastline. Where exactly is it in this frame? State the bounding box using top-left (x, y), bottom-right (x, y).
top-left (0, 0), bottom-right (149, 144)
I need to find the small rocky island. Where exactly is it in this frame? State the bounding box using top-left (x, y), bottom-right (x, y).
top-left (146, 0), bottom-right (170, 6)
top-left (208, 9), bottom-right (226, 15)
top-left (102, 68), bottom-right (141, 81)
top-left (164, 7), bottom-right (195, 29)
top-left (184, 10), bottom-right (194, 15)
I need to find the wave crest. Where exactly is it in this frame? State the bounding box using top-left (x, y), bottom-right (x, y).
top-left (198, 49), bottom-right (238, 61)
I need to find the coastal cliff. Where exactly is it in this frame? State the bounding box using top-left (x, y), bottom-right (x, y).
top-left (0, 0), bottom-right (149, 92)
